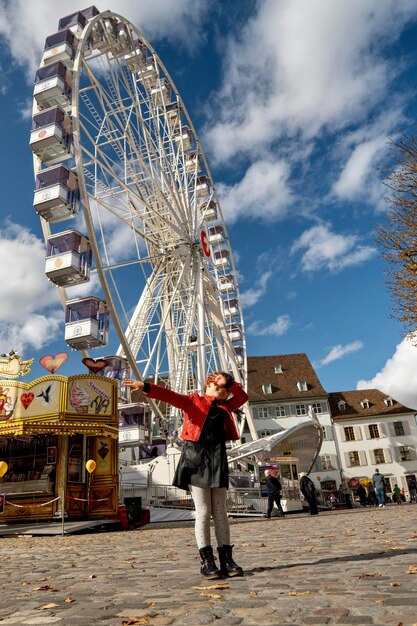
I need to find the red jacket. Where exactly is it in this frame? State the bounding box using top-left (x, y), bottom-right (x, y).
top-left (144, 381), bottom-right (248, 442)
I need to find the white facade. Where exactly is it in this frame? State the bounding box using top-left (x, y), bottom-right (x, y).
top-left (332, 395), bottom-right (417, 498)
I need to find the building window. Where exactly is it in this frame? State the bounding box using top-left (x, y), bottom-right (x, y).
top-left (322, 426), bottom-right (327, 440)
top-left (320, 454), bottom-right (332, 470)
top-left (297, 380), bottom-right (308, 392)
top-left (311, 402), bottom-right (323, 414)
top-left (296, 404), bottom-right (307, 416)
top-left (274, 365), bottom-right (283, 374)
top-left (399, 446), bottom-right (411, 461)
top-left (361, 399), bottom-right (370, 409)
top-left (348, 451), bottom-right (360, 467)
top-left (384, 396), bottom-right (394, 406)
top-left (258, 407), bottom-right (268, 419)
top-left (275, 406), bottom-right (286, 417)
top-left (393, 421), bottom-right (405, 436)
top-left (369, 424), bottom-right (380, 439)
top-left (344, 426), bottom-right (355, 441)
top-left (262, 383), bottom-right (272, 395)
top-left (337, 400), bottom-right (346, 411)
top-left (260, 429), bottom-right (271, 437)
top-left (374, 448), bottom-right (385, 464)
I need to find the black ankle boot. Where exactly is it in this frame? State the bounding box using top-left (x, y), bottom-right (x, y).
top-left (217, 544), bottom-right (243, 577)
top-left (199, 546), bottom-right (222, 579)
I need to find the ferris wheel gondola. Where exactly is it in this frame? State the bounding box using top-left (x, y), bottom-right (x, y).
top-left (31, 6), bottom-right (257, 440)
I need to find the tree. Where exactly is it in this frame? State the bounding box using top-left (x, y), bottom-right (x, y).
top-left (376, 132), bottom-right (417, 341)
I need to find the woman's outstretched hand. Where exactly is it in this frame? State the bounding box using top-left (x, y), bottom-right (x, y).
top-left (124, 379), bottom-right (145, 392)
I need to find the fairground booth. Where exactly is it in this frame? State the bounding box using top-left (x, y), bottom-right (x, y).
top-left (0, 360), bottom-right (119, 522)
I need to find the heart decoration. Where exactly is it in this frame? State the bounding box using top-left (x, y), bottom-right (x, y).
top-left (82, 357), bottom-right (109, 374)
top-left (20, 393), bottom-right (34, 409)
top-left (39, 353), bottom-right (69, 374)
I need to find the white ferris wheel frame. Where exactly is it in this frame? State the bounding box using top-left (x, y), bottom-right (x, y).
top-left (33, 9), bottom-right (258, 440)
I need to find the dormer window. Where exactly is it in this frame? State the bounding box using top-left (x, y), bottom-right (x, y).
top-left (262, 383), bottom-right (272, 395)
top-left (274, 364), bottom-right (283, 374)
top-left (361, 399), bottom-right (370, 409)
top-left (337, 400), bottom-right (346, 411)
top-left (297, 380), bottom-right (308, 392)
top-left (384, 396), bottom-right (394, 407)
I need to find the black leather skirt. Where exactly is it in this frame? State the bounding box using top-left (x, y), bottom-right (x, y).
top-left (172, 440), bottom-right (229, 491)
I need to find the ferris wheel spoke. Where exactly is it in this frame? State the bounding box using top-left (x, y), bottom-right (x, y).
top-left (81, 59), bottom-right (190, 234)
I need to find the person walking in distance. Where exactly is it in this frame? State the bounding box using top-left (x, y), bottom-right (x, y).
top-left (264, 469), bottom-right (284, 518)
top-left (372, 468), bottom-right (386, 508)
top-left (125, 371), bottom-right (247, 579)
top-left (299, 472), bottom-right (319, 515)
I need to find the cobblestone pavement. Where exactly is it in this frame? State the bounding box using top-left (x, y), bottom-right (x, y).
top-left (1, 505), bottom-right (417, 625)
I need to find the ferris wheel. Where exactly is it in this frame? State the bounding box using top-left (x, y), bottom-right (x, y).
top-left (31, 7), bottom-right (255, 438)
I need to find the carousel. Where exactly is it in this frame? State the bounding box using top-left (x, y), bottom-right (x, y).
top-left (0, 354), bottom-right (119, 523)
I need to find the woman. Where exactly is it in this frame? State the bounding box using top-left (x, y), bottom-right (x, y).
top-left (125, 371), bottom-right (248, 579)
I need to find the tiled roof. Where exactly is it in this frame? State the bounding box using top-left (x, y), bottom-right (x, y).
top-left (329, 389), bottom-right (414, 420)
top-left (247, 353), bottom-right (327, 403)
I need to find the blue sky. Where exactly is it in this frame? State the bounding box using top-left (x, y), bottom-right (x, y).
top-left (1, 0), bottom-right (417, 408)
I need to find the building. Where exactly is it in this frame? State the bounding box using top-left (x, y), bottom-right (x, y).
top-left (329, 389), bottom-right (417, 497)
top-left (246, 354), bottom-right (342, 490)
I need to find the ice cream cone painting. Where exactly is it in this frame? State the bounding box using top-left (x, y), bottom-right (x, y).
top-left (66, 376), bottom-right (116, 416)
top-left (69, 381), bottom-right (90, 413)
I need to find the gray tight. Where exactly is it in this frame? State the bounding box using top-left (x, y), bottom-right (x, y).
top-left (189, 485), bottom-right (230, 549)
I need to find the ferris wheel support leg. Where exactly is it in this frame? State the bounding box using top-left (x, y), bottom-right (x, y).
top-left (196, 263), bottom-right (206, 393)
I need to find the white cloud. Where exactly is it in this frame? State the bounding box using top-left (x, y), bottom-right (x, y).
top-left (0, 221), bottom-right (59, 323)
top-left (0, 221), bottom-right (65, 353)
top-left (318, 340), bottom-right (363, 367)
top-left (241, 271), bottom-right (272, 307)
top-left (0, 313), bottom-right (62, 354)
top-left (206, 0), bottom-right (417, 162)
top-left (0, 0), bottom-right (209, 80)
top-left (332, 138), bottom-right (386, 200)
top-left (357, 336), bottom-right (417, 410)
top-left (217, 158), bottom-right (293, 224)
top-left (291, 224), bottom-right (377, 273)
top-left (247, 314), bottom-right (291, 337)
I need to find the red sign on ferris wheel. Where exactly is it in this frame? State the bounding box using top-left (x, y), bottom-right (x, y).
top-left (200, 230), bottom-right (210, 257)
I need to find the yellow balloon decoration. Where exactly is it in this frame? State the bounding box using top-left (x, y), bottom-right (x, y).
top-left (86, 459), bottom-right (96, 474)
top-left (0, 461), bottom-right (8, 478)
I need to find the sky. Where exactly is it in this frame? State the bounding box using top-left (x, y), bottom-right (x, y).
top-left (2, 0), bottom-right (417, 409)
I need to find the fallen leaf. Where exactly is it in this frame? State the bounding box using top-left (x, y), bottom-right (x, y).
top-left (250, 591), bottom-right (258, 596)
top-left (259, 542), bottom-right (266, 547)
top-left (65, 597), bottom-right (75, 603)
top-left (288, 591), bottom-right (311, 596)
top-left (357, 573), bottom-right (381, 579)
top-left (32, 585), bottom-right (54, 592)
top-left (390, 546), bottom-right (406, 551)
top-left (37, 603), bottom-right (59, 611)
top-left (87, 574), bottom-right (97, 579)
top-left (35, 577), bottom-right (48, 582)
top-left (406, 566), bottom-right (417, 574)
top-left (192, 583), bottom-right (229, 590)
top-left (199, 591), bottom-right (222, 599)
top-left (391, 583), bottom-right (401, 587)
top-left (164, 550), bottom-right (178, 558)
top-left (121, 617), bottom-right (151, 626)
top-left (372, 598), bottom-right (385, 603)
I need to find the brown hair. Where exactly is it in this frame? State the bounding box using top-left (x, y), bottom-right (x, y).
top-left (205, 371), bottom-right (235, 388)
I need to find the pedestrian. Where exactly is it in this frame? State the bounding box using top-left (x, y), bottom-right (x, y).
top-left (356, 483), bottom-right (367, 507)
top-left (393, 484), bottom-right (402, 505)
top-left (125, 371), bottom-right (247, 579)
top-left (372, 468), bottom-right (386, 508)
top-left (407, 477), bottom-right (417, 503)
top-left (339, 483), bottom-right (353, 508)
top-left (264, 469), bottom-right (284, 518)
top-left (366, 481), bottom-right (377, 506)
top-left (299, 472), bottom-right (319, 515)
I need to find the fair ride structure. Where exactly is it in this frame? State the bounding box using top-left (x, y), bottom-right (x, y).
top-left (30, 7), bottom-right (322, 491)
